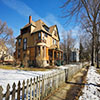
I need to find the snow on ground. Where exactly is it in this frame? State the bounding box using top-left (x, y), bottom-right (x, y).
top-left (0, 69), bottom-right (57, 93)
top-left (79, 66), bottom-right (100, 100)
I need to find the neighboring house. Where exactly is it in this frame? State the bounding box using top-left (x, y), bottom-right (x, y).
top-left (0, 42), bottom-right (14, 63)
top-left (70, 48), bottom-right (79, 62)
top-left (15, 16), bottom-right (63, 67)
top-left (4, 55), bottom-right (14, 62)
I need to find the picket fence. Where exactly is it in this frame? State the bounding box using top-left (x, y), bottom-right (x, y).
top-left (0, 69), bottom-right (66, 100)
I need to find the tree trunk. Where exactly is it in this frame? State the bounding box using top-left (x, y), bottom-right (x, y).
top-left (96, 35), bottom-right (99, 68)
top-left (97, 50), bottom-right (99, 68)
top-left (91, 36), bottom-right (95, 66)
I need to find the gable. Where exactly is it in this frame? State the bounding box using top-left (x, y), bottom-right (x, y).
top-left (51, 25), bottom-right (60, 41)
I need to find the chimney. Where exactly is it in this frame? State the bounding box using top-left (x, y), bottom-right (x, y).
top-left (29, 16), bottom-right (32, 24)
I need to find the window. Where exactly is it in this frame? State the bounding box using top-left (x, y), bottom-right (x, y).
top-left (53, 39), bottom-right (54, 44)
top-left (21, 27), bottom-right (30, 34)
top-left (18, 49), bottom-right (20, 58)
top-left (43, 46), bottom-right (44, 57)
top-left (38, 46), bottom-right (40, 56)
top-left (54, 52), bottom-right (56, 59)
top-left (54, 40), bottom-right (56, 45)
top-left (18, 39), bottom-right (21, 46)
top-left (58, 53), bottom-right (60, 58)
top-left (23, 38), bottom-right (27, 50)
top-left (38, 32), bottom-right (41, 40)
top-left (53, 39), bottom-right (56, 45)
top-left (8, 56), bottom-right (10, 59)
top-left (54, 31), bottom-right (57, 36)
top-left (49, 50), bottom-right (52, 57)
top-left (23, 54), bottom-right (26, 58)
top-left (45, 33), bottom-right (48, 37)
top-left (43, 25), bottom-right (49, 32)
top-left (42, 33), bottom-right (44, 40)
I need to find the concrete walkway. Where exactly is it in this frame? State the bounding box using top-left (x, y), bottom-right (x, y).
top-left (45, 67), bottom-right (88, 100)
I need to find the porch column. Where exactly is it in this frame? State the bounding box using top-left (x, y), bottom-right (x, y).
top-left (61, 52), bottom-right (63, 60)
top-left (59, 52), bottom-right (61, 60)
top-left (52, 49), bottom-right (54, 65)
top-left (40, 46), bottom-right (43, 58)
top-left (56, 51), bottom-right (58, 60)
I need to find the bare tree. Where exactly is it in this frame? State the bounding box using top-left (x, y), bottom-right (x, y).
top-left (0, 20), bottom-right (13, 41)
top-left (79, 32), bottom-right (92, 62)
top-left (81, 12), bottom-right (100, 67)
top-left (61, 0), bottom-right (100, 66)
top-left (6, 36), bottom-right (15, 56)
top-left (61, 30), bottom-right (76, 64)
top-left (0, 20), bottom-right (15, 61)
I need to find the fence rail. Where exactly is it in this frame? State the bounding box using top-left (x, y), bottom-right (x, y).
top-left (0, 69), bottom-right (66, 100)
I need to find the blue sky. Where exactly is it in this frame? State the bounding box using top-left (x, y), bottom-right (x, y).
top-left (0, 0), bottom-right (79, 43)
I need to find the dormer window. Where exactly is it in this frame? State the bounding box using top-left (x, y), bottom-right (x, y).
top-left (43, 25), bottom-right (49, 32)
top-left (21, 27), bottom-right (30, 35)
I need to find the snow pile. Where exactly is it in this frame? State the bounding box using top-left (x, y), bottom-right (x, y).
top-left (79, 66), bottom-right (100, 100)
top-left (58, 65), bottom-right (68, 69)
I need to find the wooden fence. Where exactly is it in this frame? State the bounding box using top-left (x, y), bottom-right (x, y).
top-left (0, 69), bottom-right (66, 100)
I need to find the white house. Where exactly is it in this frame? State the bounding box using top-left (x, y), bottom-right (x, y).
top-left (70, 48), bottom-right (79, 62)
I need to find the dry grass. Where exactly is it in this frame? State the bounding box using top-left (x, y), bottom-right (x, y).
top-left (96, 69), bottom-right (100, 74)
top-left (0, 65), bottom-right (52, 71)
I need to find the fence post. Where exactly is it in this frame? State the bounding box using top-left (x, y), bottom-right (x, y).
top-left (36, 76), bottom-right (38, 99)
top-left (58, 71), bottom-right (60, 87)
top-left (17, 81), bottom-right (21, 100)
top-left (52, 72), bottom-right (54, 91)
top-left (38, 76), bottom-right (41, 100)
top-left (64, 69), bottom-right (68, 83)
top-left (48, 74), bottom-right (51, 94)
top-left (41, 75), bottom-right (44, 100)
top-left (12, 82), bottom-right (16, 100)
top-left (47, 74), bottom-right (49, 95)
top-left (59, 71), bottom-right (62, 86)
top-left (26, 79), bottom-right (29, 100)
top-left (5, 84), bottom-right (10, 100)
top-left (33, 78), bottom-right (36, 100)
top-left (0, 86), bottom-right (3, 100)
top-left (22, 80), bottom-right (25, 100)
top-left (56, 71), bottom-right (58, 89)
top-left (30, 78), bottom-right (32, 100)
top-left (50, 74), bottom-right (52, 92)
top-left (45, 75), bottom-right (47, 97)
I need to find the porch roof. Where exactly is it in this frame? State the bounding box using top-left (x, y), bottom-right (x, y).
top-left (49, 46), bottom-right (63, 52)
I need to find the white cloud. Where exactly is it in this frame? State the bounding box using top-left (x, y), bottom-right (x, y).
top-left (1, 0), bottom-right (40, 20)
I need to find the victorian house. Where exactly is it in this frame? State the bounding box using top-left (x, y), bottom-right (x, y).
top-left (15, 16), bottom-right (63, 67)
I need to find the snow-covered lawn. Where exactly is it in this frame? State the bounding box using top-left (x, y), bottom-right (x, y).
top-left (0, 69), bottom-right (57, 93)
top-left (79, 66), bottom-right (100, 100)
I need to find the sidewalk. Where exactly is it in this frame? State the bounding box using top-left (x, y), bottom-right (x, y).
top-left (45, 67), bottom-right (88, 100)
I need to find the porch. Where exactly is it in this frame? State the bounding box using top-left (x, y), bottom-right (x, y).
top-left (49, 48), bottom-right (63, 66)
